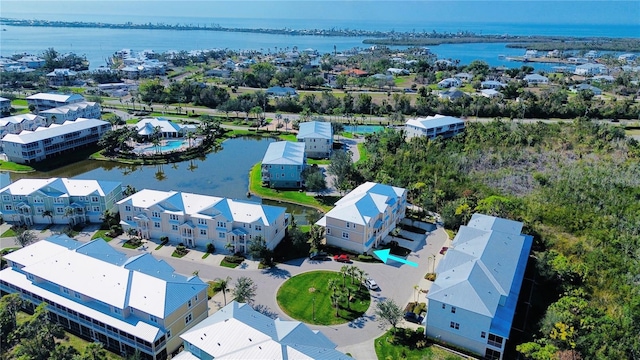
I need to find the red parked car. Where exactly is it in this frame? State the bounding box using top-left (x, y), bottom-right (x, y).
top-left (439, 246), bottom-right (449, 255)
top-left (333, 254), bottom-right (351, 263)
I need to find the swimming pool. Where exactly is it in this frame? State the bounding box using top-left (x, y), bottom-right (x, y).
top-left (133, 140), bottom-right (188, 153)
top-left (343, 125), bottom-right (384, 134)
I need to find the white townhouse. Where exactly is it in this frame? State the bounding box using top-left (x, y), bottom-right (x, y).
top-left (425, 214), bottom-right (533, 360)
top-left (175, 301), bottom-right (350, 360)
top-left (523, 74), bottom-right (549, 85)
top-left (261, 141), bottom-right (306, 189)
top-left (0, 177), bottom-right (123, 226)
top-left (40, 101), bottom-right (102, 124)
top-left (0, 97), bottom-right (11, 115)
top-left (117, 189), bottom-right (288, 253)
top-left (574, 63), bottom-right (608, 76)
top-left (1, 118), bottom-right (111, 164)
top-left (296, 121), bottom-right (333, 159)
top-left (316, 182), bottom-right (407, 254)
top-left (136, 118), bottom-right (193, 139)
top-left (0, 114), bottom-right (47, 138)
top-left (404, 114), bottom-right (465, 140)
top-left (0, 235), bottom-right (209, 360)
top-left (26, 92), bottom-right (85, 111)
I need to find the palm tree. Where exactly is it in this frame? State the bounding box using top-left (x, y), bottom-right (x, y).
top-left (275, 113), bottom-right (283, 129)
top-left (340, 265), bottom-right (348, 288)
top-left (42, 210), bottom-right (53, 224)
top-left (348, 265), bottom-right (358, 285)
top-left (186, 131), bottom-right (196, 148)
top-left (63, 207), bottom-right (75, 226)
top-left (283, 117), bottom-right (290, 132)
top-left (357, 269), bottom-right (366, 290)
top-left (327, 278), bottom-right (338, 297)
top-left (216, 276), bottom-right (231, 305)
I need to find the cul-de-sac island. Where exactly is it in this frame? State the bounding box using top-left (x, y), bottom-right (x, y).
top-left (0, 18), bottom-right (639, 360)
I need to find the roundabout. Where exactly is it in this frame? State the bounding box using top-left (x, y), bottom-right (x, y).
top-left (276, 270), bottom-right (371, 325)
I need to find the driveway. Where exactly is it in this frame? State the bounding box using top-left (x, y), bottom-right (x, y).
top-left (1, 222), bottom-right (449, 359)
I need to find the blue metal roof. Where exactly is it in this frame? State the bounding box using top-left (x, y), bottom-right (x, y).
top-left (297, 121), bottom-right (332, 140)
top-left (262, 141), bottom-right (305, 165)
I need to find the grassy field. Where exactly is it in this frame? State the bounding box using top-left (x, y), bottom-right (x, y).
top-left (0, 161), bottom-right (35, 172)
top-left (1, 228), bottom-right (16, 238)
top-left (277, 271), bottom-right (371, 325)
top-left (374, 328), bottom-right (465, 360)
top-left (249, 163), bottom-right (334, 212)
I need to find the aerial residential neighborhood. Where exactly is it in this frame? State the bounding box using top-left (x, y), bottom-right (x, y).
top-left (0, 2), bottom-right (639, 359)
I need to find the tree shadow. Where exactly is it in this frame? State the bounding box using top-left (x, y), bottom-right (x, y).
top-left (347, 313), bottom-right (376, 329)
top-left (262, 266), bottom-right (291, 279)
top-left (253, 304), bottom-right (279, 319)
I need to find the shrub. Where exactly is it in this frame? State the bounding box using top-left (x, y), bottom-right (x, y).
top-left (160, 236), bottom-right (169, 245)
top-left (424, 273), bottom-right (437, 281)
top-left (175, 244), bottom-right (189, 256)
top-left (223, 255), bottom-right (245, 264)
top-left (206, 243), bottom-right (215, 254)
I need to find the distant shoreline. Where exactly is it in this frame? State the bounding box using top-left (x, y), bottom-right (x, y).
top-left (2, 17), bottom-right (639, 52)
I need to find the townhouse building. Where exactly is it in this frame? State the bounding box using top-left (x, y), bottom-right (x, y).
top-left (26, 92), bottom-right (85, 111)
top-left (117, 189), bottom-right (288, 253)
top-left (261, 141), bottom-right (306, 189)
top-left (425, 214), bottom-right (533, 360)
top-left (1, 118), bottom-right (111, 164)
top-left (296, 121), bottom-right (333, 159)
top-left (0, 177), bottom-right (122, 226)
top-left (0, 235), bottom-right (209, 360)
top-left (404, 115), bottom-right (465, 140)
top-left (0, 114), bottom-right (47, 139)
top-left (46, 68), bottom-right (78, 86)
top-left (0, 96), bottom-right (11, 115)
top-left (316, 182), bottom-right (407, 254)
top-left (40, 101), bottom-right (102, 124)
top-left (174, 301), bottom-right (350, 360)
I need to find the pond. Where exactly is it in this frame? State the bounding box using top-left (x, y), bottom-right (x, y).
top-left (9, 137), bottom-right (322, 224)
top-left (343, 125), bottom-right (384, 134)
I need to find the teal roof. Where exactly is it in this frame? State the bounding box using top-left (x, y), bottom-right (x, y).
top-left (262, 141), bottom-right (305, 165)
top-left (297, 121), bottom-right (333, 140)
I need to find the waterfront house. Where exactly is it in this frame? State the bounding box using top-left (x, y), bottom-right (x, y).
top-left (574, 63), bottom-right (607, 76)
top-left (46, 68), bottom-right (78, 86)
top-left (0, 114), bottom-right (47, 138)
top-left (16, 55), bottom-right (45, 69)
top-left (0, 235), bottom-right (208, 360)
top-left (261, 141), bottom-right (306, 189)
top-left (425, 214), bottom-right (533, 360)
top-left (523, 74), bottom-right (548, 85)
top-left (0, 177), bottom-right (122, 226)
top-left (316, 182), bottom-right (407, 254)
top-left (1, 118), bottom-right (111, 164)
top-left (437, 78), bottom-right (462, 88)
top-left (26, 92), bottom-right (85, 111)
top-left (296, 121), bottom-right (333, 159)
top-left (0, 57), bottom-right (20, 71)
top-left (174, 301), bottom-right (350, 360)
top-left (404, 114), bottom-right (465, 140)
top-left (117, 189), bottom-right (287, 253)
top-left (266, 86), bottom-right (298, 97)
top-left (0, 97), bottom-right (11, 115)
top-left (135, 118), bottom-right (190, 139)
top-left (40, 101), bottom-right (102, 124)
top-left (570, 83), bottom-right (602, 96)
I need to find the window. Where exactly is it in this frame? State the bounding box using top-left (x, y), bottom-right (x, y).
top-left (166, 330), bottom-right (171, 338)
top-left (481, 331), bottom-right (486, 339)
top-left (188, 300), bottom-right (192, 308)
top-left (255, 225), bottom-right (262, 231)
top-left (62, 287), bottom-right (70, 294)
top-left (2, 195), bottom-right (9, 201)
top-left (3, 205), bottom-right (12, 211)
top-left (150, 315), bottom-right (157, 323)
top-left (200, 229), bottom-right (207, 236)
top-left (326, 228), bottom-right (331, 235)
top-left (171, 225), bottom-right (178, 231)
top-left (54, 198), bottom-right (64, 203)
top-left (217, 221), bottom-right (226, 228)
top-left (126, 215), bottom-right (133, 221)
top-left (74, 292), bottom-right (81, 299)
top-left (114, 308), bottom-right (121, 315)
top-left (488, 334), bottom-right (504, 348)
top-left (185, 313), bottom-right (192, 324)
top-left (152, 211), bottom-right (160, 218)
top-left (485, 349), bottom-right (501, 360)
top-left (219, 232), bottom-right (226, 239)
top-left (91, 196), bottom-right (99, 202)
top-left (154, 222), bottom-right (160, 228)
top-left (93, 206), bottom-right (100, 212)
top-left (169, 214), bottom-right (179, 221)
top-left (195, 294), bottom-right (198, 301)
top-left (449, 322), bottom-right (460, 330)
top-left (342, 232), bottom-right (349, 239)
top-left (442, 304), bottom-right (446, 309)
top-left (451, 307), bottom-right (456, 313)
top-left (198, 218), bottom-right (207, 225)
top-left (33, 197), bottom-right (43, 203)
top-left (56, 207), bottom-right (64, 214)
top-left (346, 222), bottom-right (350, 228)
top-left (27, 273), bottom-right (34, 281)
top-left (125, 205), bottom-right (131, 211)
top-left (36, 207), bottom-right (44, 214)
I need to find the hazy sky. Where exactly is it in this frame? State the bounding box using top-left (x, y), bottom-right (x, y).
top-left (2, 1), bottom-right (639, 25)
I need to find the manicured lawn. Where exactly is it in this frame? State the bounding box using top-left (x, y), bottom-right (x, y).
top-left (0, 161), bottom-right (35, 172)
top-left (12, 99), bottom-right (27, 106)
top-left (276, 270), bottom-right (370, 325)
top-left (356, 142), bottom-right (368, 164)
top-left (91, 229), bottom-right (113, 242)
top-left (375, 327), bottom-right (465, 360)
top-left (279, 134), bottom-right (297, 142)
top-left (307, 158), bottom-right (331, 165)
top-left (1, 228), bottom-right (16, 238)
top-left (249, 163), bottom-right (334, 212)
top-left (220, 259), bottom-right (241, 268)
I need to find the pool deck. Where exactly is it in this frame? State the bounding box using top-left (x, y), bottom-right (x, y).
top-left (131, 138), bottom-right (202, 155)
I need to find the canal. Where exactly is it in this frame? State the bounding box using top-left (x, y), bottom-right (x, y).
top-left (9, 137), bottom-right (323, 224)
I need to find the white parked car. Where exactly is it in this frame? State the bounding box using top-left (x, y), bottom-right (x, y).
top-left (364, 278), bottom-right (379, 290)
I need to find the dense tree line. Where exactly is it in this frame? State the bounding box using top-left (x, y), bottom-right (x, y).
top-left (356, 121), bottom-right (640, 359)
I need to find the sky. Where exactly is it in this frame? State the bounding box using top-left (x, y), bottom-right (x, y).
top-left (1, 1), bottom-right (639, 26)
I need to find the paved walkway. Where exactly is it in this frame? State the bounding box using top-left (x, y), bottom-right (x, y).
top-left (1, 221), bottom-right (450, 360)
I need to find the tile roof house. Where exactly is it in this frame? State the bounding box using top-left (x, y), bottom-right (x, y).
top-left (0, 235), bottom-right (209, 360)
top-left (1, 118), bottom-right (111, 164)
top-left (296, 121), bottom-right (333, 159)
top-left (316, 182), bottom-right (407, 254)
top-left (174, 301), bottom-right (350, 360)
top-left (261, 141), bottom-right (306, 189)
top-left (117, 189), bottom-right (288, 254)
top-left (405, 115), bottom-right (465, 140)
top-left (425, 214), bottom-right (533, 360)
top-left (0, 177), bottom-right (122, 226)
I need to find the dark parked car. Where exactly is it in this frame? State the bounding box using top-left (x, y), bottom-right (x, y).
top-left (309, 251), bottom-right (329, 260)
top-left (439, 246), bottom-right (449, 255)
top-left (333, 254), bottom-right (351, 263)
top-left (404, 311), bottom-right (424, 324)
